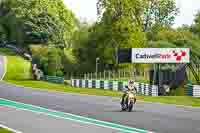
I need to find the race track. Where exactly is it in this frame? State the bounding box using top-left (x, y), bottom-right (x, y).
top-left (0, 82), bottom-right (200, 133)
top-left (0, 55), bottom-right (200, 133)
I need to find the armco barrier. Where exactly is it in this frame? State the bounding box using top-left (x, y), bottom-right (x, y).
top-left (96, 80), bottom-right (100, 89)
top-left (71, 79), bottom-right (158, 96)
top-left (113, 81), bottom-right (118, 91)
top-left (88, 80), bottom-right (92, 88)
top-left (104, 80), bottom-right (109, 90)
top-left (43, 76), bottom-right (64, 84)
top-left (193, 85), bottom-right (200, 97)
top-left (82, 80), bottom-right (86, 88)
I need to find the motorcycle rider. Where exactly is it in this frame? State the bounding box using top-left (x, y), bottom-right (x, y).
top-left (121, 80), bottom-right (137, 106)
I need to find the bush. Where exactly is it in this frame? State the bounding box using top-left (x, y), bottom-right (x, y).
top-left (40, 57), bottom-right (48, 75)
top-left (48, 48), bottom-right (61, 76)
top-left (56, 70), bottom-right (64, 77)
top-left (169, 87), bottom-right (185, 96)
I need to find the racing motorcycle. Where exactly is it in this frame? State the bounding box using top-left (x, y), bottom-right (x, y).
top-left (121, 91), bottom-right (135, 112)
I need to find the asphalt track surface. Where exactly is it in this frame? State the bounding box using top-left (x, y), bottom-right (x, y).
top-left (1, 82), bottom-right (200, 133)
top-left (0, 106), bottom-right (123, 133)
top-left (0, 56), bottom-right (200, 133)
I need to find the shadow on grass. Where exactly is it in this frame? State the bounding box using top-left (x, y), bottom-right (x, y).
top-left (0, 48), bottom-right (16, 56)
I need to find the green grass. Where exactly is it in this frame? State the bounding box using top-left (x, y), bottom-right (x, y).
top-left (7, 80), bottom-right (123, 97)
top-left (0, 48), bottom-right (32, 81)
top-left (4, 56), bottom-right (31, 80)
top-left (0, 128), bottom-right (13, 133)
top-left (139, 96), bottom-right (200, 107)
top-left (6, 80), bottom-right (200, 107)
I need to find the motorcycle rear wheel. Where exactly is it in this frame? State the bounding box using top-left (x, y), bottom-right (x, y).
top-left (121, 105), bottom-right (126, 111)
top-left (128, 101), bottom-right (134, 112)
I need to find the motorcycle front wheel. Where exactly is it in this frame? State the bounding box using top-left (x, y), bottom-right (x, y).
top-left (128, 101), bottom-right (134, 112)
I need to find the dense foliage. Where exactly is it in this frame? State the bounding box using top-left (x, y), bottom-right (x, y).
top-left (1, 0), bottom-right (200, 79)
top-left (0, 0), bottom-right (77, 47)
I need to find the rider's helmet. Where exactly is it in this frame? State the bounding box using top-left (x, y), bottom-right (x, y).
top-left (128, 80), bottom-right (135, 90)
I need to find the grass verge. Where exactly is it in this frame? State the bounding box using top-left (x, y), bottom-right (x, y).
top-left (0, 48), bottom-right (32, 81)
top-left (0, 128), bottom-right (13, 133)
top-left (139, 96), bottom-right (200, 107)
top-left (6, 80), bottom-right (200, 107)
top-left (7, 80), bottom-right (123, 97)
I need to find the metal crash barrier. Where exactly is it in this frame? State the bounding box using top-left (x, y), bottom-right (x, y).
top-left (71, 79), bottom-right (158, 96)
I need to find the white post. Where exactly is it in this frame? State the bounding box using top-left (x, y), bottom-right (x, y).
top-left (153, 64), bottom-right (157, 85)
top-left (96, 57), bottom-right (100, 79)
top-left (118, 70), bottom-right (120, 79)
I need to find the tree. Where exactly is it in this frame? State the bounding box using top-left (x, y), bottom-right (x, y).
top-left (147, 26), bottom-right (200, 64)
top-left (96, 0), bottom-right (146, 72)
top-left (97, 0), bottom-right (146, 48)
top-left (95, 0), bottom-right (179, 66)
top-left (191, 11), bottom-right (200, 37)
top-left (97, 0), bottom-right (181, 71)
top-left (143, 0), bottom-right (179, 31)
top-left (71, 22), bottom-right (91, 49)
top-left (3, 0), bottom-right (78, 47)
top-left (62, 48), bottom-right (78, 74)
top-left (97, 0), bottom-right (179, 32)
top-left (146, 23), bottom-right (197, 42)
top-left (47, 47), bottom-right (63, 76)
top-left (0, 0), bottom-right (24, 46)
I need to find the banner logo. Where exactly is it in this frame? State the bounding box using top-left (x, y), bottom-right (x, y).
top-left (132, 48), bottom-right (190, 63)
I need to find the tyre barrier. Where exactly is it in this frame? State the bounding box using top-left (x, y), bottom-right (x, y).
top-left (186, 82), bottom-right (200, 97)
top-left (71, 79), bottom-right (158, 96)
top-left (43, 76), bottom-right (64, 84)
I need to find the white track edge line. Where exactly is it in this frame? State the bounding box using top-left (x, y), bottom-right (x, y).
top-left (0, 124), bottom-right (22, 133)
top-left (1, 56), bottom-right (7, 80)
